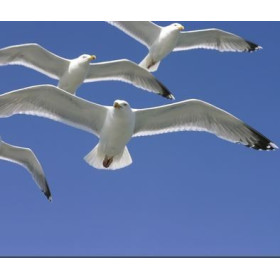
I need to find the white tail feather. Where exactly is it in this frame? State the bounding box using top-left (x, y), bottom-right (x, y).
top-left (84, 144), bottom-right (132, 170)
top-left (139, 54), bottom-right (160, 72)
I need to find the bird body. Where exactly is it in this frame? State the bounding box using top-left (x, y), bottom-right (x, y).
top-left (58, 55), bottom-right (92, 93)
top-left (85, 101), bottom-right (135, 170)
top-left (151, 25), bottom-right (180, 58)
top-left (141, 24), bottom-right (181, 71)
top-left (99, 101), bottom-right (135, 157)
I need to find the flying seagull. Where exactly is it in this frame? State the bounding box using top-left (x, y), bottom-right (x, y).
top-left (0, 85), bottom-right (276, 170)
top-left (0, 137), bottom-right (51, 200)
top-left (0, 43), bottom-right (174, 99)
top-left (108, 21), bottom-right (262, 72)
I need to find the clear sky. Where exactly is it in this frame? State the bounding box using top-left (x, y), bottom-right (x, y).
top-left (0, 21), bottom-right (279, 257)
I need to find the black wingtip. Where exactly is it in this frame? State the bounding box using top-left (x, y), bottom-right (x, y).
top-left (43, 180), bottom-right (52, 202)
top-left (167, 94), bottom-right (176, 100)
top-left (245, 40), bottom-right (262, 52)
top-left (157, 80), bottom-right (176, 100)
top-left (244, 124), bottom-right (278, 151)
top-left (246, 141), bottom-right (278, 151)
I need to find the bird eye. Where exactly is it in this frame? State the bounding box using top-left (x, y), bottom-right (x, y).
top-left (123, 104), bottom-right (127, 107)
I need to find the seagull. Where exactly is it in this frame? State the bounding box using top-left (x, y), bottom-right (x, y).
top-left (108, 21), bottom-right (262, 72)
top-left (0, 85), bottom-right (277, 170)
top-left (0, 43), bottom-right (174, 99)
top-left (0, 137), bottom-right (51, 200)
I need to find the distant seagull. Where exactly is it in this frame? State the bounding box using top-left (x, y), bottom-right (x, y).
top-left (0, 137), bottom-right (51, 201)
top-left (0, 43), bottom-right (174, 99)
top-left (108, 21), bottom-right (262, 72)
top-left (0, 85), bottom-right (276, 170)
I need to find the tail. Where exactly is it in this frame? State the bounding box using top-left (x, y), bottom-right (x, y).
top-left (84, 144), bottom-right (132, 170)
top-left (139, 54), bottom-right (160, 72)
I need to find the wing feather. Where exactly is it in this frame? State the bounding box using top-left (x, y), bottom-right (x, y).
top-left (175, 29), bottom-right (261, 52)
top-left (133, 99), bottom-right (277, 150)
top-left (0, 43), bottom-right (70, 79)
top-left (85, 59), bottom-right (174, 99)
top-left (108, 21), bottom-right (162, 48)
top-left (0, 140), bottom-right (51, 200)
top-left (0, 85), bottom-right (107, 136)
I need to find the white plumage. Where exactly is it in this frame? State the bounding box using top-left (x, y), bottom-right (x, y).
top-left (0, 43), bottom-right (174, 99)
top-left (0, 85), bottom-right (276, 171)
top-left (109, 21), bottom-right (262, 72)
top-left (0, 137), bottom-right (51, 200)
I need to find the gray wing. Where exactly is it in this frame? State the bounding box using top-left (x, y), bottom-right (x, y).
top-left (175, 29), bottom-right (261, 52)
top-left (0, 43), bottom-right (70, 79)
top-left (85, 59), bottom-right (174, 99)
top-left (133, 99), bottom-right (277, 151)
top-left (108, 21), bottom-right (162, 48)
top-left (0, 140), bottom-right (51, 200)
top-left (0, 85), bottom-right (107, 136)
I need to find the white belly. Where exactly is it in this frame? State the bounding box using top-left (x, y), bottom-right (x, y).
top-left (99, 109), bottom-right (135, 157)
top-left (150, 29), bottom-right (180, 61)
top-left (58, 63), bottom-right (89, 94)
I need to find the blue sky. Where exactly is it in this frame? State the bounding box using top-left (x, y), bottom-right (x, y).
top-left (0, 21), bottom-right (279, 256)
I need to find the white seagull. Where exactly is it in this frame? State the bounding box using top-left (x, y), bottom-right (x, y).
top-left (0, 85), bottom-right (277, 170)
top-left (109, 21), bottom-right (262, 72)
top-left (0, 137), bottom-right (51, 200)
top-left (0, 43), bottom-right (174, 99)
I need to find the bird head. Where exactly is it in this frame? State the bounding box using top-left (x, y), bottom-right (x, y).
top-left (78, 54), bottom-right (96, 64)
top-left (171, 23), bottom-right (184, 31)
top-left (113, 100), bottom-right (131, 110)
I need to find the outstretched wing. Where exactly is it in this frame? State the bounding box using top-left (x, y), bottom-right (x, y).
top-left (0, 140), bottom-right (51, 200)
top-left (0, 85), bottom-right (108, 136)
top-left (85, 59), bottom-right (174, 99)
top-left (133, 99), bottom-right (277, 150)
top-left (108, 21), bottom-right (162, 48)
top-left (175, 29), bottom-right (261, 52)
top-left (0, 43), bottom-right (70, 79)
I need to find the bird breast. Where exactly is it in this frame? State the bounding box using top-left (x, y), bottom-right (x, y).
top-left (99, 109), bottom-right (135, 156)
top-left (58, 62), bottom-right (90, 94)
top-left (150, 28), bottom-right (180, 61)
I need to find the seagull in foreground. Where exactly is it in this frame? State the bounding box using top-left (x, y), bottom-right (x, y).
top-left (0, 43), bottom-right (174, 99)
top-left (0, 137), bottom-right (51, 201)
top-left (0, 85), bottom-right (277, 170)
top-left (109, 21), bottom-right (262, 72)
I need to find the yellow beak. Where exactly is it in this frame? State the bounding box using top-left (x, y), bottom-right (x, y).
top-left (89, 55), bottom-right (96, 61)
top-left (178, 25), bottom-right (184, 31)
top-left (113, 102), bottom-right (121, 109)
